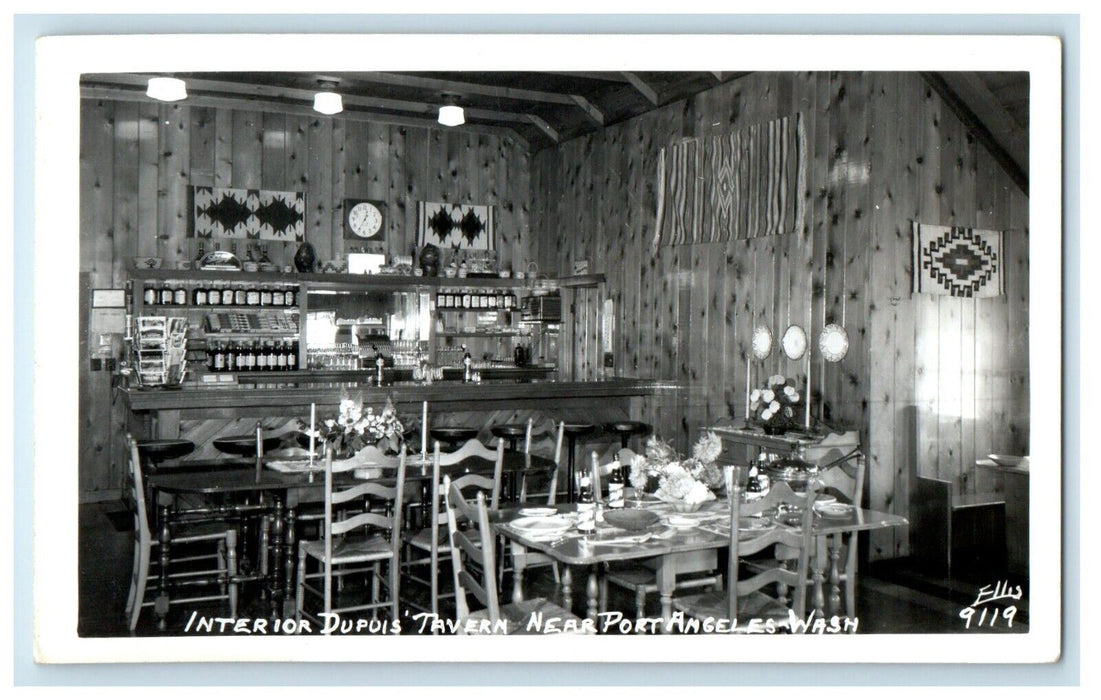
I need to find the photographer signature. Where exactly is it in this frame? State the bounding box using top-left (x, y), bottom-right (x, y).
top-left (959, 581), bottom-right (1023, 630)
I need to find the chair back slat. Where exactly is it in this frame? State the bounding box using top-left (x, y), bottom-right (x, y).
top-left (125, 434), bottom-right (152, 542)
top-left (726, 479), bottom-right (816, 621)
top-left (444, 476), bottom-right (500, 624)
top-left (331, 479), bottom-right (400, 505)
top-left (331, 511), bottom-right (393, 536)
top-left (546, 421), bottom-right (565, 505)
top-left (329, 444), bottom-right (404, 472)
top-left (440, 437), bottom-right (500, 464)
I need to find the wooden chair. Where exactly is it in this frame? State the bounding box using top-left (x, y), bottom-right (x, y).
top-left (673, 481), bottom-right (816, 631)
top-left (401, 439), bottom-right (503, 622)
top-left (124, 434), bottom-right (238, 631)
top-left (597, 449), bottom-right (722, 618)
top-left (444, 474), bottom-right (588, 635)
top-left (748, 450), bottom-right (867, 618)
top-left (295, 447), bottom-right (406, 629)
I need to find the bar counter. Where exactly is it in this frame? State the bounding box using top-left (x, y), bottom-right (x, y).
top-left (123, 377), bottom-right (679, 453)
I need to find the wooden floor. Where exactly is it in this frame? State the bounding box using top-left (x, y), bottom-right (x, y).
top-left (80, 501), bottom-right (1028, 637)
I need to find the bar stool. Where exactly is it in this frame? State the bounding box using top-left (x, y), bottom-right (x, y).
top-left (213, 434), bottom-right (282, 458)
top-left (490, 424), bottom-right (528, 453)
top-left (136, 439), bottom-right (196, 472)
top-left (429, 427), bottom-right (479, 452)
top-left (561, 422), bottom-right (599, 502)
top-left (603, 421), bottom-right (652, 450)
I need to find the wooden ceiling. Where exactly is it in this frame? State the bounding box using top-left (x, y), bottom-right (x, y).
top-left (80, 70), bottom-right (1028, 190)
top-left (80, 70), bottom-right (747, 152)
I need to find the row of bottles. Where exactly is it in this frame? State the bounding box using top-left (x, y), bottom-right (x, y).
top-left (142, 281), bottom-right (299, 308)
top-left (207, 339), bottom-right (300, 373)
top-left (436, 291), bottom-right (517, 310)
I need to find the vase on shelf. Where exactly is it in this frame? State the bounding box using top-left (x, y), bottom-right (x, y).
top-left (762, 423), bottom-right (788, 436)
top-left (294, 241), bottom-right (317, 273)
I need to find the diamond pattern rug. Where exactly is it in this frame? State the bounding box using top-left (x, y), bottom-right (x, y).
top-left (912, 223), bottom-right (1004, 298)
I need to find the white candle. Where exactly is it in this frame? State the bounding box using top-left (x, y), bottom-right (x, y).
top-left (309, 403), bottom-right (316, 469)
top-left (421, 401), bottom-right (428, 457)
top-left (745, 359), bottom-right (751, 422)
top-left (804, 358), bottom-right (811, 428)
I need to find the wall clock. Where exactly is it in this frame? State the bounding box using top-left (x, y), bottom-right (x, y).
top-left (344, 199), bottom-right (386, 241)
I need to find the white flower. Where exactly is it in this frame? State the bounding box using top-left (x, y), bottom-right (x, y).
top-left (762, 389), bottom-right (775, 402)
top-left (750, 389), bottom-right (761, 402)
top-left (761, 409), bottom-right (773, 421)
top-left (692, 431), bottom-right (722, 463)
top-left (790, 391), bottom-right (800, 402)
top-left (769, 400), bottom-right (781, 412)
top-left (770, 374), bottom-right (785, 385)
top-left (784, 385), bottom-right (796, 397)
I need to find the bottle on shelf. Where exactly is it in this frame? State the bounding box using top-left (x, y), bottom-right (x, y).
top-left (221, 284), bottom-right (235, 307)
top-left (208, 283), bottom-right (222, 306)
top-left (260, 284), bottom-right (273, 307)
top-left (159, 281), bottom-right (174, 306)
top-left (142, 280), bottom-right (156, 306)
top-left (224, 341), bottom-right (237, 372)
top-left (284, 286), bottom-right (296, 307)
top-left (246, 284), bottom-right (261, 307)
top-left (256, 341), bottom-right (268, 371)
top-left (234, 284), bottom-right (248, 306)
top-left (192, 279), bottom-right (208, 306)
top-left (173, 282), bottom-right (187, 306)
top-left (287, 340), bottom-right (298, 370)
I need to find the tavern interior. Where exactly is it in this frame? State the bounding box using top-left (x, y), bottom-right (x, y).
top-left (78, 70), bottom-right (1030, 635)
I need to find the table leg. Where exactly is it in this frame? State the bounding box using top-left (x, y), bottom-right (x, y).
top-left (156, 503), bottom-right (171, 631)
top-left (510, 542), bottom-right (525, 604)
top-left (827, 533), bottom-right (843, 618)
top-left (656, 555), bottom-right (674, 634)
top-left (812, 557), bottom-right (826, 619)
top-left (562, 566), bottom-right (573, 614)
top-left (282, 506), bottom-right (298, 619)
top-left (586, 569), bottom-right (599, 621)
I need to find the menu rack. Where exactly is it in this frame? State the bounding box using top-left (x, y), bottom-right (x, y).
top-left (134, 316), bottom-right (188, 386)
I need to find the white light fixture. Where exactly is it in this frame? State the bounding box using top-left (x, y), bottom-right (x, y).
top-left (438, 94), bottom-right (464, 127)
top-left (146, 77), bottom-right (187, 102)
top-left (313, 91), bottom-right (343, 115)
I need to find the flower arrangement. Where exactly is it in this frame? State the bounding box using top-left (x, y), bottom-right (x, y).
top-left (628, 432), bottom-right (725, 510)
top-left (300, 393), bottom-right (407, 459)
top-left (750, 374), bottom-right (801, 434)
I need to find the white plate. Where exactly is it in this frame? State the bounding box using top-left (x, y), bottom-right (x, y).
top-left (519, 507), bottom-right (557, 517)
top-left (667, 515), bottom-right (698, 529)
top-left (739, 516), bottom-right (771, 531)
top-left (509, 516), bottom-right (572, 535)
top-left (815, 503), bottom-right (854, 518)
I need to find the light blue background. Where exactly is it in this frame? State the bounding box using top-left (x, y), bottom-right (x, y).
top-left (13, 12), bottom-right (1080, 687)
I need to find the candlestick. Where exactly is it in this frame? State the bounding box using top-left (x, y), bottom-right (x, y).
top-left (308, 403), bottom-right (316, 481)
top-left (804, 357), bottom-right (811, 429)
top-left (745, 359), bottom-right (751, 424)
top-left (421, 401), bottom-right (428, 458)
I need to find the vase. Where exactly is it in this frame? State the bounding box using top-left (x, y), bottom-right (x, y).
top-left (294, 241), bottom-right (317, 273)
top-left (762, 423), bottom-right (787, 436)
top-left (419, 243), bottom-right (440, 276)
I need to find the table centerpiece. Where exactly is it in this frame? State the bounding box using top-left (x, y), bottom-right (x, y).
top-left (298, 392), bottom-right (411, 464)
top-left (627, 431), bottom-right (725, 512)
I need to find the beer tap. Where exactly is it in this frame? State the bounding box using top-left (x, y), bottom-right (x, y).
top-left (373, 344), bottom-right (385, 386)
top-left (462, 344), bottom-right (473, 383)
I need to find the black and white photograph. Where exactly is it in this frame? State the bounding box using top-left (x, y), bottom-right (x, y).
top-left (25, 26), bottom-right (1068, 673)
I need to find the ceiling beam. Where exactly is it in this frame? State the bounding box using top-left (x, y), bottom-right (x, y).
top-left (524, 115), bottom-right (559, 143)
top-left (620, 72), bottom-right (659, 105)
top-left (80, 84), bottom-right (530, 151)
top-left (82, 74), bottom-right (558, 141)
top-left (920, 72), bottom-right (1028, 196)
top-left (937, 71), bottom-right (1029, 178)
top-left (346, 71), bottom-right (604, 125)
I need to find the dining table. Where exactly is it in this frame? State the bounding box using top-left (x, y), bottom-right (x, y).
top-left (146, 450), bottom-right (553, 626)
top-left (496, 495), bottom-right (908, 632)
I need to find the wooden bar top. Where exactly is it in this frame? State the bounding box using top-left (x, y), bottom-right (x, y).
top-left (122, 378), bottom-right (676, 412)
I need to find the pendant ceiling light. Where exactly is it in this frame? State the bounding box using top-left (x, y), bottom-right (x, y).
top-left (438, 94), bottom-right (464, 127)
top-left (146, 77), bottom-right (187, 102)
top-left (313, 80), bottom-right (343, 115)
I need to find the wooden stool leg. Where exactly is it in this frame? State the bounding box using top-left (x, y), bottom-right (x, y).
top-left (294, 545), bottom-right (306, 623)
top-left (226, 530), bottom-right (238, 617)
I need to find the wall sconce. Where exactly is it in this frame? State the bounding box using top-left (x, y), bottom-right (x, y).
top-left (313, 81), bottom-right (343, 115)
top-left (438, 94), bottom-right (465, 127)
top-left (146, 77), bottom-right (187, 102)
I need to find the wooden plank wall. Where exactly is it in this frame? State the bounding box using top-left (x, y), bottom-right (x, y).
top-left (533, 72), bottom-right (1029, 561)
top-left (79, 98), bottom-right (531, 498)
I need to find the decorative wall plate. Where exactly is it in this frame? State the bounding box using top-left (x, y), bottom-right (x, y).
top-left (781, 324), bottom-right (808, 360)
top-left (819, 323), bottom-right (850, 362)
top-left (752, 325), bottom-right (773, 360)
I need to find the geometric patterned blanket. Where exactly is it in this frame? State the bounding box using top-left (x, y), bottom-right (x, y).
top-left (653, 113), bottom-right (806, 248)
top-left (911, 222), bottom-right (1004, 298)
top-left (192, 186), bottom-right (305, 242)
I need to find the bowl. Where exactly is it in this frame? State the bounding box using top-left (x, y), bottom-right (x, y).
top-left (669, 501), bottom-right (704, 513)
top-left (132, 256), bottom-right (163, 270)
top-left (603, 508), bottom-right (660, 531)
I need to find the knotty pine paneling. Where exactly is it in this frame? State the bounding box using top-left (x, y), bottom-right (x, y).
top-left (533, 72), bottom-right (1029, 561)
top-left (79, 98), bottom-right (531, 497)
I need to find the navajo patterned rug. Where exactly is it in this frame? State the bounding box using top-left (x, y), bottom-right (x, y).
top-left (911, 223), bottom-right (1005, 298)
top-left (653, 113), bottom-right (806, 248)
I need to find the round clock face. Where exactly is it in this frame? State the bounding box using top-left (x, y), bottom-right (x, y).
top-left (348, 202), bottom-right (383, 238)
